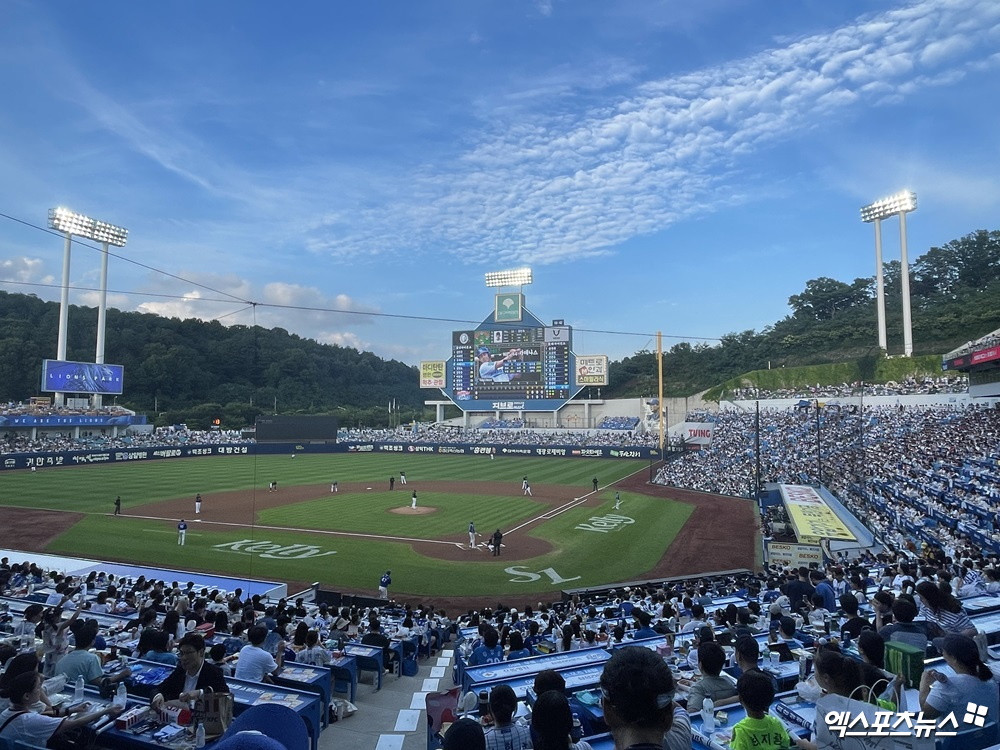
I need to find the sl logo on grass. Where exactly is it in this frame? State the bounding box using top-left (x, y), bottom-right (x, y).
top-left (213, 539), bottom-right (336, 559)
top-left (575, 514), bottom-right (635, 533)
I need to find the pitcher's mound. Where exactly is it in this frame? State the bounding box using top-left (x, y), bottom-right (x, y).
top-left (389, 506), bottom-right (436, 515)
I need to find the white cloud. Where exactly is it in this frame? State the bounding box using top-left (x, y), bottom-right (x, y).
top-left (9, 0), bottom-right (1000, 291)
top-left (130, 274), bottom-right (381, 349)
top-left (287, 0), bottom-right (1000, 267)
top-left (0, 256), bottom-right (52, 286)
top-left (317, 330), bottom-right (368, 350)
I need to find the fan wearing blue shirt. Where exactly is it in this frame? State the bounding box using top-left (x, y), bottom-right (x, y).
top-left (632, 609), bottom-right (659, 640)
top-left (469, 628), bottom-right (504, 666)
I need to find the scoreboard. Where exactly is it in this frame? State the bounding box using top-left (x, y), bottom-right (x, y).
top-left (443, 300), bottom-right (580, 412)
top-left (451, 326), bottom-right (571, 402)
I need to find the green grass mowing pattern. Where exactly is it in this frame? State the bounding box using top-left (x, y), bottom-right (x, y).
top-left (0, 453), bottom-right (648, 513)
top-left (44, 488), bottom-right (694, 599)
top-left (5, 453), bottom-right (694, 599)
top-left (522, 491), bottom-right (695, 579)
top-left (257, 490), bottom-right (546, 537)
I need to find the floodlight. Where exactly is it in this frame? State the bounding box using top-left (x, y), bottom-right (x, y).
top-left (860, 190), bottom-right (917, 223)
top-left (47, 207), bottom-right (130, 408)
top-left (485, 267), bottom-right (533, 287)
top-left (860, 190), bottom-right (917, 356)
top-left (48, 207), bottom-right (128, 247)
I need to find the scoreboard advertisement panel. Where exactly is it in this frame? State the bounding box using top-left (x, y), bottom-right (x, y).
top-left (447, 308), bottom-right (578, 411)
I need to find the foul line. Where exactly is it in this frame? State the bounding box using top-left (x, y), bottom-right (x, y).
top-left (119, 514), bottom-right (466, 547)
top-left (505, 464), bottom-right (650, 534)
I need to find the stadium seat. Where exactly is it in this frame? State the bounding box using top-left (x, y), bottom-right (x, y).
top-left (936, 720), bottom-right (997, 750)
top-left (353, 652), bottom-right (384, 692)
top-left (425, 687), bottom-right (463, 750)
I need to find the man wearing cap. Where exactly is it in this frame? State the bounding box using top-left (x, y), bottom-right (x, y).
top-left (177, 519), bottom-right (187, 545)
top-left (468, 521), bottom-right (477, 549)
top-left (476, 347), bottom-right (519, 382)
top-left (378, 570), bottom-right (391, 599)
top-left (153, 632), bottom-right (230, 707)
top-left (491, 529), bottom-right (503, 556)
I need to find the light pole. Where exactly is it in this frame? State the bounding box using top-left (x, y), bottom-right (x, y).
top-left (860, 190), bottom-right (917, 356)
top-left (47, 208), bottom-right (129, 407)
top-left (815, 398), bottom-right (822, 487)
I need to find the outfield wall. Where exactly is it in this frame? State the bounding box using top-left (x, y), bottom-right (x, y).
top-left (0, 440), bottom-right (664, 471)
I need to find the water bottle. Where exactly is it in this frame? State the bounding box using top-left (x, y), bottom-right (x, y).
top-left (701, 697), bottom-right (715, 733)
top-left (195, 723), bottom-right (206, 748)
top-left (115, 682), bottom-right (127, 708)
top-left (478, 690), bottom-right (489, 720)
top-left (74, 675), bottom-right (85, 702)
top-left (571, 712), bottom-right (582, 742)
top-left (799, 653), bottom-right (808, 681)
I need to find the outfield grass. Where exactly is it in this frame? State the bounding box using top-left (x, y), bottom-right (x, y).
top-left (2, 453), bottom-right (696, 601)
top-left (0, 453), bottom-right (647, 512)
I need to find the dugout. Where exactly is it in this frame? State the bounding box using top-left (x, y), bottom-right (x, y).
top-left (255, 415), bottom-right (339, 444)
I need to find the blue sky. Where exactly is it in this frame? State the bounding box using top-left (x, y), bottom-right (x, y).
top-left (1, 0), bottom-right (998, 367)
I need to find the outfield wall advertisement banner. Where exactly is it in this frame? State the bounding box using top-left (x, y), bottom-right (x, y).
top-left (1, 440), bottom-right (660, 470)
top-left (575, 355), bottom-right (608, 386)
top-left (419, 361), bottom-right (446, 388)
top-left (681, 422), bottom-right (715, 446)
top-left (767, 542), bottom-right (823, 567)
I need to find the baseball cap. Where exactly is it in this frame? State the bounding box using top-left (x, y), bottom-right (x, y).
top-left (476, 346), bottom-right (490, 355)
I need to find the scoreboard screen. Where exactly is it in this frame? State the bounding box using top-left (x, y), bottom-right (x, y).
top-left (451, 325), bottom-right (572, 404)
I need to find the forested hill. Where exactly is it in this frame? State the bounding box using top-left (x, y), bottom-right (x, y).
top-left (1, 229), bottom-right (998, 422)
top-left (0, 291), bottom-right (422, 426)
top-left (607, 229), bottom-right (1000, 397)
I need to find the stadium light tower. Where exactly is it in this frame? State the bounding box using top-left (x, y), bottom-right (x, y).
top-left (47, 208), bottom-right (129, 407)
top-left (484, 267), bottom-right (533, 289)
top-left (860, 190), bottom-right (917, 356)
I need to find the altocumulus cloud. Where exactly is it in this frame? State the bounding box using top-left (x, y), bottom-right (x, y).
top-left (305, 0), bottom-right (1000, 266)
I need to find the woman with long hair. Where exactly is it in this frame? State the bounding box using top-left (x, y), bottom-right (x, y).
top-left (914, 581), bottom-right (976, 637)
top-left (0, 653), bottom-right (53, 714)
top-left (531, 690), bottom-right (593, 750)
top-left (919, 635), bottom-right (999, 720)
top-left (0, 671), bottom-right (123, 747)
top-left (793, 647), bottom-right (876, 750)
top-left (291, 621), bottom-right (310, 652)
top-left (40, 607), bottom-right (78, 677)
top-left (162, 610), bottom-right (184, 644)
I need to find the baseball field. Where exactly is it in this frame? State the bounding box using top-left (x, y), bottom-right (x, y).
top-left (0, 452), bottom-right (760, 609)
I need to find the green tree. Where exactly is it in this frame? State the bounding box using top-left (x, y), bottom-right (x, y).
top-left (788, 277), bottom-right (871, 320)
